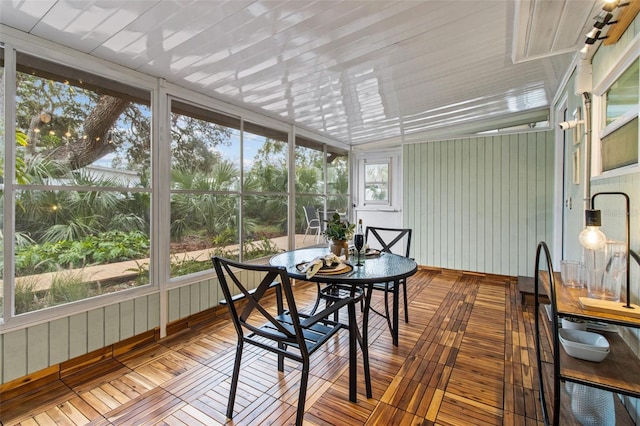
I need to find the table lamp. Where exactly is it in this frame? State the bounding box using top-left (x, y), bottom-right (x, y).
top-left (578, 191), bottom-right (640, 317)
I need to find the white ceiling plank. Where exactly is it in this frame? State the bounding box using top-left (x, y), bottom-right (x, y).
top-left (1, 0), bottom-right (598, 145)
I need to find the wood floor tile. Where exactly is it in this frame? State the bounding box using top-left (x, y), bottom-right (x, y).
top-left (1, 270), bottom-right (550, 425)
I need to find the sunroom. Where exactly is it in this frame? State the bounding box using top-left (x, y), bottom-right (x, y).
top-left (1, 1), bottom-right (639, 424)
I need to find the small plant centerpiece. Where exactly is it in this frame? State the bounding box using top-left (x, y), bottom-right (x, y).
top-left (323, 212), bottom-right (355, 259)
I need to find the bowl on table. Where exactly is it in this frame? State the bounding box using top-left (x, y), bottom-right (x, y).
top-left (559, 329), bottom-right (610, 362)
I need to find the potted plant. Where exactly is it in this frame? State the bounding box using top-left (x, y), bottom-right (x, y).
top-left (323, 212), bottom-right (355, 259)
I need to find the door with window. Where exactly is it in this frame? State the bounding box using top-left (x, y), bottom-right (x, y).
top-left (353, 150), bottom-right (403, 230)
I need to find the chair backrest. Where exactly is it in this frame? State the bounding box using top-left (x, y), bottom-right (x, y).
top-left (303, 205), bottom-right (320, 225)
top-left (365, 226), bottom-right (412, 258)
top-left (211, 256), bottom-right (305, 345)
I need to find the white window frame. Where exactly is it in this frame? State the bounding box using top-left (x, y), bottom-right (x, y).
top-left (363, 159), bottom-right (391, 206)
top-left (591, 41), bottom-right (640, 180)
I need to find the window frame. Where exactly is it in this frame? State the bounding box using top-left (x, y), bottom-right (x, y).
top-left (363, 158), bottom-right (391, 206)
top-left (592, 52), bottom-right (640, 179)
top-left (0, 32), bottom-right (349, 331)
top-left (0, 37), bottom-right (158, 330)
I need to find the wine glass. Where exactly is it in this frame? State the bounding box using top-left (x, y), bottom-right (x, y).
top-left (354, 233), bottom-right (364, 266)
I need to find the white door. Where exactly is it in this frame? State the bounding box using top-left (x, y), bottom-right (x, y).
top-left (352, 149), bottom-right (403, 231)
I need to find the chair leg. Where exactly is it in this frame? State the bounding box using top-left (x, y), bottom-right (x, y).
top-left (296, 361), bottom-right (310, 426)
top-left (348, 301), bottom-right (357, 402)
top-left (227, 341), bottom-right (244, 419)
top-left (278, 343), bottom-right (285, 372)
top-left (309, 283), bottom-right (323, 315)
top-left (402, 280), bottom-right (409, 323)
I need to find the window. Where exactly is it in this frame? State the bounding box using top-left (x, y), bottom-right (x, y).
top-left (11, 52), bottom-right (152, 313)
top-left (242, 121), bottom-right (288, 259)
top-left (364, 160), bottom-right (390, 204)
top-left (169, 100), bottom-right (241, 273)
top-left (294, 137), bottom-right (349, 248)
top-left (601, 59), bottom-right (639, 172)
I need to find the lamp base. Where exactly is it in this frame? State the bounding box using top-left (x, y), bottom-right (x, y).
top-left (578, 297), bottom-right (640, 318)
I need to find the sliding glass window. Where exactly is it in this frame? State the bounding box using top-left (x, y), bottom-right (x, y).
top-left (10, 53), bottom-right (152, 314)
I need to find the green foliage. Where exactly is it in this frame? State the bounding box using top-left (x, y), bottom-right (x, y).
top-left (323, 213), bottom-right (355, 241)
top-left (243, 238), bottom-right (281, 260)
top-left (15, 230), bottom-right (149, 275)
top-left (169, 254), bottom-right (212, 276)
top-left (46, 270), bottom-right (90, 306)
top-left (14, 277), bottom-right (42, 315)
top-left (125, 260), bottom-right (150, 285)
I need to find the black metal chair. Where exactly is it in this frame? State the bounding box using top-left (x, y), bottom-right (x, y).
top-left (211, 256), bottom-right (362, 426)
top-left (365, 226), bottom-right (412, 324)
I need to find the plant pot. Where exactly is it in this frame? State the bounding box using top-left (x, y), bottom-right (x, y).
top-left (329, 239), bottom-right (349, 260)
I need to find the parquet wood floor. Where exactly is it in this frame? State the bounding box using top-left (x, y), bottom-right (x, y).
top-left (1, 270), bottom-right (543, 425)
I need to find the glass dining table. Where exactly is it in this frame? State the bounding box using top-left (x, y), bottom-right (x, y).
top-left (269, 247), bottom-right (418, 348)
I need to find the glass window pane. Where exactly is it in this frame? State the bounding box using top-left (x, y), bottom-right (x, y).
top-left (602, 117), bottom-right (638, 172)
top-left (170, 193), bottom-right (240, 274)
top-left (295, 143), bottom-right (323, 195)
top-left (295, 195), bottom-right (324, 249)
top-left (13, 52), bottom-right (152, 311)
top-left (243, 121), bottom-right (288, 193)
top-left (364, 162), bottom-right (389, 203)
top-left (327, 147), bottom-right (349, 195)
top-left (169, 101), bottom-right (242, 277)
top-left (14, 190), bottom-right (150, 314)
top-left (16, 53), bottom-right (151, 186)
top-left (242, 195), bottom-right (287, 260)
top-left (605, 59), bottom-right (639, 126)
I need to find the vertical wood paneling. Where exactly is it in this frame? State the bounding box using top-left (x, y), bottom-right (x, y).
top-left (104, 304), bottom-right (120, 346)
top-left (477, 137), bottom-right (486, 271)
top-left (69, 313), bottom-right (88, 359)
top-left (517, 135), bottom-right (529, 275)
top-left (501, 136), bottom-right (510, 274)
top-left (404, 130), bottom-right (554, 276)
top-left (134, 297), bottom-right (148, 335)
top-left (27, 324), bottom-right (48, 374)
top-left (406, 144), bottom-right (417, 241)
top-left (119, 300), bottom-right (134, 340)
top-left (189, 283), bottom-right (200, 316)
top-left (448, 141), bottom-right (456, 267)
top-left (208, 278), bottom-right (220, 307)
top-left (484, 138), bottom-right (494, 273)
top-left (168, 288), bottom-right (180, 322)
top-left (179, 286), bottom-right (190, 318)
top-left (491, 136), bottom-right (505, 271)
top-left (198, 281), bottom-right (209, 311)
top-left (3, 329), bottom-right (27, 382)
top-left (49, 317), bottom-right (69, 365)
top-left (463, 138), bottom-right (471, 271)
top-left (508, 134), bottom-right (519, 276)
top-left (468, 137), bottom-right (478, 272)
top-left (426, 143), bottom-right (435, 265)
top-left (87, 308), bottom-right (105, 352)
top-left (148, 293), bottom-right (160, 329)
